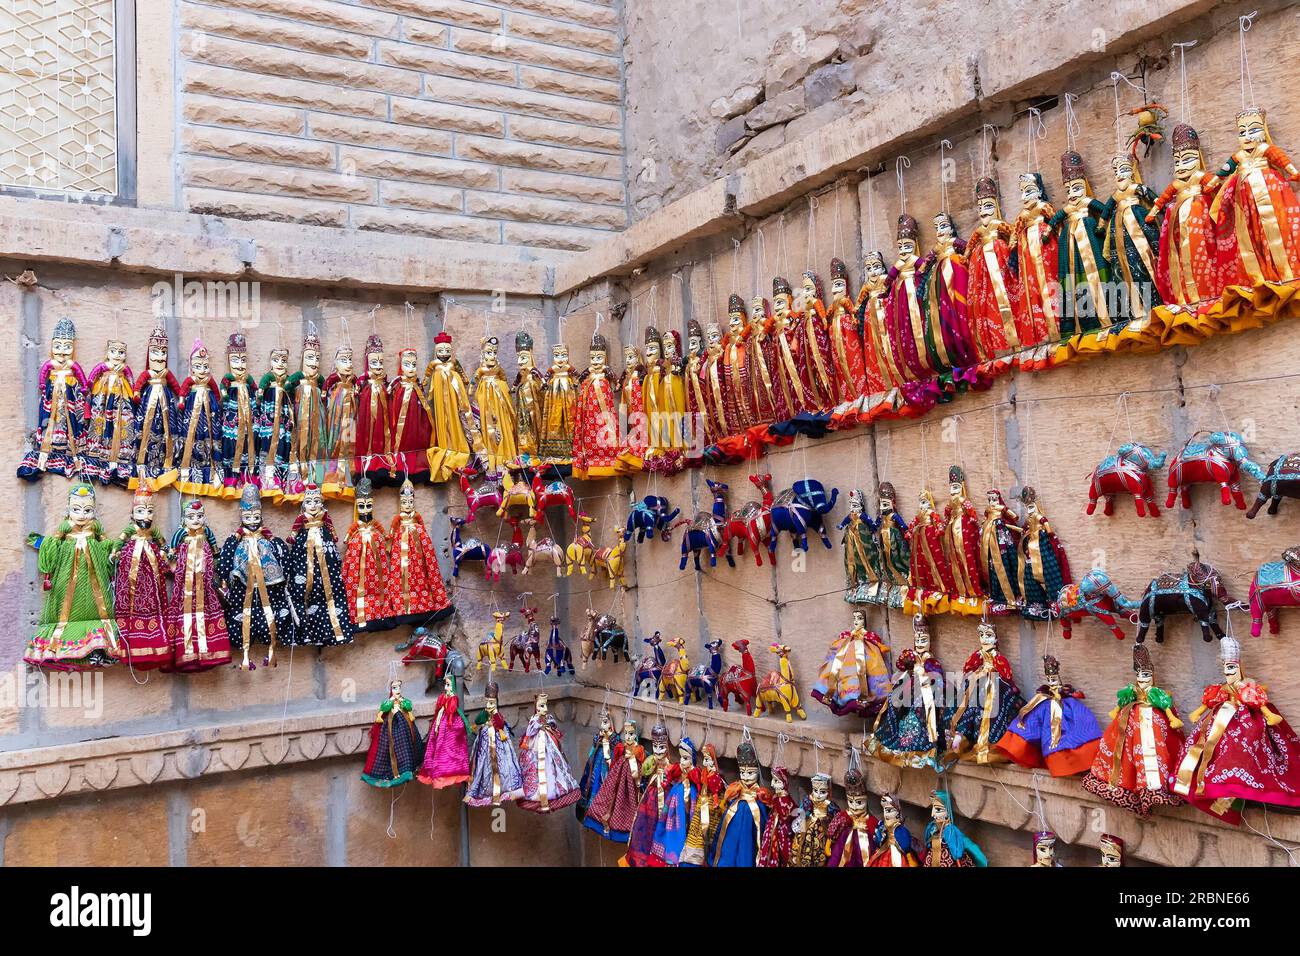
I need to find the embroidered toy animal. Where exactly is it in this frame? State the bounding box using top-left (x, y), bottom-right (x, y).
top-left (1249, 546), bottom-right (1300, 636)
top-left (1165, 431), bottom-right (1265, 511)
top-left (1135, 560), bottom-right (1230, 644)
top-left (1086, 442), bottom-right (1167, 518)
top-left (1247, 453), bottom-right (1300, 518)
top-left (1051, 569), bottom-right (1139, 640)
top-left (623, 493), bottom-right (679, 543)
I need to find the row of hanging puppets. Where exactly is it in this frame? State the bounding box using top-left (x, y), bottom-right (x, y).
top-left (17, 107), bottom-right (1300, 496)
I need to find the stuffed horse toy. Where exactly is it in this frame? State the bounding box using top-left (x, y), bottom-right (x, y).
top-left (508, 605), bottom-right (542, 672)
top-left (719, 638), bottom-right (758, 713)
top-left (1051, 569), bottom-right (1139, 640)
top-left (683, 638), bottom-right (723, 709)
top-left (565, 512), bottom-right (597, 578)
top-left (1135, 560), bottom-right (1230, 644)
top-left (456, 467), bottom-right (503, 522)
top-left (1247, 453), bottom-right (1300, 518)
top-left (768, 478), bottom-right (838, 554)
top-left (531, 467), bottom-right (577, 522)
top-left (752, 643), bottom-right (807, 722)
top-left (623, 493), bottom-right (679, 543)
top-left (1086, 442), bottom-right (1167, 517)
top-left (1165, 431), bottom-right (1266, 511)
top-left (476, 611), bottom-right (509, 673)
top-left (633, 631), bottom-right (665, 698)
top-left (657, 638), bottom-right (690, 701)
top-left (1250, 546), bottom-right (1300, 636)
top-left (450, 516), bottom-right (491, 578)
top-left (543, 615), bottom-right (573, 675)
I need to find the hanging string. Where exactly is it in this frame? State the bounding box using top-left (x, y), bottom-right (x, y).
top-left (812, 738), bottom-right (825, 776)
top-left (865, 173), bottom-right (879, 254)
top-left (403, 301), bottom-right (413, 346)
top-left (756, 226), bottom-right (767, 289)
top-left (806, 195), bottom-right (819, 271)
top-left (1239, 10), bottom-right (1259, 109)
top-left (980, 124), bottom-right (996, 179)
top-left (1025, 107), bottom-right (1046, 171)
top-left (1063, 92), bottom-right (1082, 152)
top-left (731, 238), bottom-right (742, 296)
top-left (777, 214), bottom-right (789, 277)
top-left (1172, 40), bottom-right (1197, 124)
top-left (895, 155), bottom-right (911, 213)
top-left (832, 182), bottom-right (845, 260)
top-left (937, 139), bottom-right (952, 212)
top-left (1111, 72), bottom-right (1146, 158)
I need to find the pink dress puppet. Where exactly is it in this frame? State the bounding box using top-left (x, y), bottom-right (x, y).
top-left (164, 500), bottom-right (232, 672)
top-left (918, 212), bottom-right (979, 371)
top-left (111, 488), bottom-right (172, 670)
top-left (516, 692), bottom-right (581, 812)
top-left (418, 672), bottom-right (472, 789)
top-left (885, 215), bottom-right (932, 383)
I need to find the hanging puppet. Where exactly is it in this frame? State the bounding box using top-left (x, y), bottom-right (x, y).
top-left (573, 332), bottom-right (620, 478)
top-left (711, 739), bottom-right (771, 867)
top-left (943, 465), bottom-right (986, 615)
top-left (810, 608), bottom-right (891, 718)
top-left (341, 477), bottom-right (388, 632)
top-left (423, 330), bottom-right (480, 482)
top-left (884, 214), bottom-right (930, 381)
top-left (948, 621), bottom-right (1026, 764)
top-left (1098, 153), bottom-right (1163, 336)
top-left (82, 338), bottom-right (135, 487)
top-left (658, 329), bottom-right (689, 468)
top-left (25, 482), bottom-right (121, 670)
top-left (745, 294), bottom-right (783, 427)
top-left (679, 742), bottom-right (726, 866)
top-left (770, 278), bottom-right (811, 419)
top-left (361, 678), bottom-right (423, 788)
top-left (355, 334), bottom-right (394, 485)
top-left (257, 345), bottom-right (294, 499)
top-left (472, 335), bottom-right (519, 475)
top-left (1098, 832), bottom-right (1125, 867)
top-left (1049, 150), bottom-right (1114, 337)
top-left (1083, 643), bottom-right (1186, 818)
top-left (513, 330), bottom-right (545, 467)
top-left (1017, 485), bottom-right (1071, 620)
top-left (220, 332), bottom-right (260, 496)
top-left (868, 481), bottom-right (910, 608)
top-left (287, 324), bottom-right (327, 496)
top-left (839, 488), bottom-right (883, 604)
top-left (1009, 171), bottom-right (1062, 354)
top-left (379, 477), bottom-right (452, 628)
top-left (388, 346), bottom-right (435, 484)
top-left (641, 326), bottom-right (665, 467)
top-left (111, 488), bottom-right (171, 670)
top-left (624, 722), bottom-right (673, 866)
top-left (217, 484), bottom-right (296, 669)
top-left (980, 488), bottom-right (1023, 613)
top-left (464, 681), bottom-right (525, 807)
top-left (922, 789), bottom-right (987, 867)
top-left (575, 709), bottom-right (617, 824)
top-left (174, 338), bottom-right (223, 497)
top-left (827, 765), bottom-right (879, 867)
top-left (130, 322), bottom-right (179, 491)
top-left (868, 614), bottom-right (949, 770)
top-left (757, 765), bottom-right (797, 867)
top-left (904, 488), bottom-right (958, 615)
top-left (165, 499), bottom-right (231, 672)
top-left (967, 177), bottom-right (1022, 360)
top-left (418, 670), bottom-right (472, 789)
top-left (1030, 830), bottom-right (1063, 867)
top-left (683, 319), bottom-right (710, 453)
top-left (584, 718), bottom-right (643, 843)
top-left (284, 483), bottom-right (355, 648)
top-left (826, 257), bottom-right (873, 404)
top-left (618, 341), bottom-right (648, 470)
top-left (699, 320), bottom-right (735, 444)
top-left (919, 212), bottom-right (977, 370)
top-left (790, 771), bottom-right (838, 867)
top-left (997, 653), bottom-right (1101, 776)
top-left (650, 735), bottom-right (698, 866)
top-left (322, 343), bottom-right (359, 497)
top-left (869, 792), bottom-right (920, 867)
top-left (517, 692), bottom-right (581, 813)
top-left (856, 251), bottom-right (904, 393)
top-left (795, 269), bottom-right (837, 411)
top-left (18, 317), bottom-right (86, 481)
top-left (540, 340), bottom-right (578, 467)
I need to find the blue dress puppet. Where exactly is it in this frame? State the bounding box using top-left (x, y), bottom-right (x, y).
top-left (948, 622), bottom-right (1027, 765)
top-left (651, 736), bottom-right (699, 866)
top-left (220, 332), bottom-right (261, 496)
top-left (1017, 486), bottom-right (1070, 621)
top-left (576, 709), bottom-right (617, 824)
top-left (464, 681), bottom-right (525, 807)
top-left (711, 739), bottom-right (771, 867)
top-left (256, 345), bottom-right (295, 499)
top-left (996, 653), bottom-right (1102, 776)
top-left (18, 317), bottom-right (87, 481)
top-left (922, 789), bottom-right (987, 867)
top-left (130, 322), bottom-right (180, 491)
top-left (866, 481), bottom-right (910, 608)
top-left (868, 792), bottom-right (920, 866)
top-left (217, 483), bottom-right (297, 670)
top-left (174, 338), bottom-right (223, 497)
top-left (82, 338), bottom-right (135, 487)
top-left (585, 719), bottom-right (644, 843)
top-left (868, 614), bottom-right (950, 770)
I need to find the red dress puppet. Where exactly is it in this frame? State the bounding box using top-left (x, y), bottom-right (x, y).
top-left (387, 347), bottom-right (434, 484)
top-left (341, 477), bottom-right (389, 632)
top-left (825, 257), bottom-right (873, 403)
top-left (757, 765), bottom-right (797, 867)
top-left (905, 489), bottom-right (958, 614)
top-left (623, 723), bottom-right (672, 866)
top-left (111, 488), bottom-right (172, 670)
top-left (769, 278), bottom-right (812, 417)
top-left (885, 215), bottom-right (931, 382)
top-left (573, 332), bottom-right (621, 479)
top-left (165, 500), bottom-right (232, 671)
top-left (942, 465), bottom-right (986, 615)
top-left (826, 767), bottom-right (879, 867)
top-left (967, 177), bottom-right (1023, 360)
top-left (793, 270), bottom-right (838, 411)
top-left (378, 478), bottom-right (451, 629)
top-left (1009, 172), bottom-right (1063, 356)
top-left (585, 720), bottom-right (645, 843)
top-left (355, 334), bottom-right (394, 485)
top-left (743, 296), bottom-right (785, 428)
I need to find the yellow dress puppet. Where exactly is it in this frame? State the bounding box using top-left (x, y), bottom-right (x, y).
top-left (540, 342), bottom-right (578, 467)
top-left (471, 335), bottom-right (518, 475)
top-left (423, 330), bottom-right (482, 483)
top-left (512, 330), bottom-right (545, 469)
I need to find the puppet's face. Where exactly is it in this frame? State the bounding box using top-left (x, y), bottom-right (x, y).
top-left (131, 499), bottom-right (154, 528)
top-left (389, 679), bottom-right (402, 698)
top-left (1135, 666), bottom-right (1153, 688)
top-left (728, 310), bottom-right (745, 337)
top-left (896, 237), bottom-right (916, 258)
top-left (914, 630), bottom-right (930, 655)
top-left (190, 354), bottom-right (210, 383)
top-left (917, 493), bottom-right (931, 514)
top-left (434, 342), bottom-right (452, 363)
top-left (801, 276), bottom-right (818, 301)
top-left (1035, 840), bottom-right (1055, 865)
top-left (1020, 178), bottom-right (1041, 204)
top-left (977, 196), bottom-right (998, 225)
top-left (241, 506), bottom-right (262, 531)
top-left (481, 341), bottom-right (499, 370)
top-left (105, 341), bottom-right (127, 371)
top-left (687, 332), bottom-right (702, 356)
top-left (865, 256), bottom-right (886, 281)
top-left (652, 738), bottom-right (668, 759)
top-left (148, 343), bottom-right (168, 372)
top-left (831, 276), bottom-right (847, 299)
top-left (229, 350), bottom-right (248, 378)
top-left (303, 488), bottom-right (325, 518)
top-left (852, 609), bottom-right (866, 630)
top-left (772, 293), bottom-right (791, 320)
top-left (399, 490), bottom-right (415, 516)
top-left (1113, 159), bottom-right (1135, 187)
top-left (847, 793), bottom-right (868, 813)
top-left (949, 480), bottom-right (963, 499)
top-left (706, 327), bottom-right (723, 350)
top-left (623, 345), bottom-right (637, 370)
top-left (302, 347), bottom-right (320, 378)
top-left (1100, 848), bottom-right (1122, 867)
top-left (1065, 178), bottom-right (1087, 202)
top-left (68, 492), bottom-right (96, 524)
top-left (930, 801), bottom-right (949, 825)
top-left (367, 349), bottom-right (385, 376)
top-left (589, 348), bottom-right (607, 374)
top-left (644, 340), bottom-right (661, 363)
top-left (881, 799), bottom-right (900, 825)
top-left (1047, 671), bottom-right (1062, 690)
top-left (1026, 502), bottom-right (1041, 520)
top-left (621, 724), bottom-right (637, 746)
top-left (1173, 148), bottom-right (1202, 178)
top-left (749, 297), bottom-right (767, 330)
top-left (678, 746), bottom-right (694, 772)
top-left (356, 495), bottom-right (374, 523)
top-left (739, 765), bottom-right (758, 787)
top-left (1238, 111), bottom-right (1267, 147)
top-left (535, 695), bottom-right (549, 717)
top-left (663, 338), bottom-right (679, 363)
top-left (183, 505), bottom-right (206, 532)
top-left (978, 624), bottom-right (997, 651)
top-left (270, 350), bottom-right (289, 378)
top-left (552, 343), bottom-right (569, 368)
top-left (598, 713), bottom-right (613, 735)
top-left (1222, 660), bottom-right (1240, 681)
top-left (879, 495), bottom-right (893, 514)
top-left (400, 350), bottom-right (418, 378)
top-left (810, 776), bottom-right (830, 803)
top-left (772, 774), bottom-right (786, 796)
top-left (337, 350), bottom-right (355, 377)
top-left (702, 750), bottom-right (717, 773)
top-left (517, 347), bottom-right (534, 369)
top-left (986, 491), bottom-right (1001, 508)
top-left (933, 215), bottom-right (954, 241)
top-left (51, 335), bottom-right (75, 364)
top-left (443, 673), bottom-right (454, 695)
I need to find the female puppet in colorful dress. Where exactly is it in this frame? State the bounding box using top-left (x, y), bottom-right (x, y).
top-left (905, 488), bottom-right (958, 614)
top-left (679, 743), bottom-right (726, 866)
top-left (111, 488), bottom-right (171, 671)
top-left (641, 326), bottom-right (665, 466)
top-left (980, 488), bottom-right (1023, 613)
top-left (856, 251), bottom-right (905, 392)
top-left (1017, 485), bottom-right (1071, 620)
top-left (948, 621), bottom-right (1026, 765)
top-left (794, 270), bottom-right (837, 412)
top-left (585, 719), bottom-right (643, 843)
top-left (24, 482), bottom-right (122, 670)
top-left (811, 608), bottom-right (891, 718)
top-left (573, 332), bottom-right (621, 478)
top-left (825, 767), bottom-right (876, 868)
top-left (757, 765), bottom-right (797, 867)
top-left (355, 334), bottom-right (393, 485)
top-left (165, 499), bottom-right (231, 672)
top-left (658, 330), bottom-right (689, 466)
top-left (683, 320), bottom-right (710, 452)
top-left (943, 466), bottom-right (986, 615)
top-left (1098, 154), bottom-right (1163, 336)
top-left (174, 338), bottom-right (223, 497)
top-left (218, 484), bottom-right (296, 670)
top-left (387, 346), bottom-right (434, 484)
top-left (423, 330), bottom-right (480, 482)
top-left (997, 653), bottom-right (1101, 776)
top-left (919, 212), bottom-right (977, 370)
top-left (790, 771), bottom-right (838, 867)
top-left (472, 335), bottom-right (519, 475)
top-left (617, 342), bottom-right (648, 471)
top-left (967, 178), bottom-right (1022, 360)
top-left (1009, 172), bottom-right (1062, 354)
top-left (868, 481), bottom-right (910, 608)
top-left (322, 344), bottom-right (358, 497)
top-left (361, 678), bottom-right (423, 788)
top-left (868, 792), bottom-right (920, 867)
top-left (464, 681), bottom-right (525, 807)
top-left (922, 789), bottom-right (987, 867)
top-left (1049, 151), bottom-right (1114, 337)
top-left (284, 483), bottom-right (355, 648)
top-left (418, 670), bottom-right (471, 789)
top-left (1083, 643), bottom-right (1186, 818)
top-left (624, 722), bottom-right (673, 866)
top-left (741, 296), bottom-right (779, 428)
top-left (868, 614), bottom-right (949, 770)
top-left (839, 488), bottom-right (883, 604)
top-left (826, 258), bottom-right (871, 404)
top-left (517, 692), bottom-right (581, 813)
top-left (287, 325), bottom-right (327, 496)
top-left (256, 346), bottom-right (294, 499)
top-left (651, 737), bottom-right (698, 866)
top-left (83, 338), bottom-right (135, 487)
top-left (379, 478), bottom-right (451, 628)
top-left (540, 341), bottom-right (578, 467)
top-left (711, 739), bottom-right (771, 867)
top-left (341, 478), bottom-right (388, 632)
top-left (575, 709), bottom-right (617, 824)
top-left (513, 331), bottom-right (546, 467)
top-left (1209, 106), bottom-right (1300, 287)
top-left (130, 323), bottom-right (179, 491)
top-left (1173, 636), bottom-right (1300, 821)
top-left (18, 317), bottom-right (87, 481)
top-left (220, 332), bottom-right (260, 496)
top-left (885, 215), bottom-right (930, 381)
top-left (770, 280), bottom-right (810, 419)
top-left (700, 319), bottom-right (738, 443)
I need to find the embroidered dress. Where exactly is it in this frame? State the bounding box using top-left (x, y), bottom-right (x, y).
top-left (164, 518), bottom-right (231, 672)
top-left (868, 815), bottom-right (920, 867)
top-left (287, 328), bottom-right (327, 495)
top-left (361, 689), bottom-right (423, 788)
top-left (17, 320), bottom-right (87, 482)
top-left (856, 265), bottom-right (905, 392)
top-left (130, 357), bottom-right (180, 490)
top-left (650, 763), bottom-right (697, 866)
top-left (423, 344), bottom-right (479, 483)
top-left (1099, 167), bottom-right (1163, 335)
top-left (1084, 679), bottom-right (1186, 818)
top-left (1049, 153), bottom-right (1114, 337)
top-left (572, 334), bottom-right (620, 478)
top-left (869, 647), bottom-right (950, 769)
top-left (471, 349), bottom-right (519, 475)
top-left (355, 336), bottom-right (394, 485)
top-left (757, 772), bottom-right (797, 867)
top-left (790, 792), bottom-right (838, 867)
top-left (342, 516), bottom-right (388, 633)
top-left (256, 366), bottom-right (294, 498)
top-left (322, 354), bottom-right (358, 497)
top-left (827, 808), bottom-right (879, 867)
top-left (465, 705), bottom-right (525, 807)
top-left (711, 782), bottom-right (770, 867)
top-left (1212, 111), bottom-right (1300, 286)
top-left (1017, 488), bottom-right (1070, 620)
top-left (980, 492), bottom-right (1023, 613)
top-left (82, 346), bottom-right (135, 487)
top-left (868, 493), bottom-right (910, 609)
top-left (904, 493), bottom-right (957, 614)
top-left (517, 709), bottom-right (580, 812)
top-left (26, 513), bottom-right (122, 670)
top-left (1008, 174), bottom-right (1062, 349)
top-left (418, 679), bottom-right (471, 789)
top-left (616, 349), bottom-right (648, 471)
top-left (918, 224), bottom-right (978, 370)
top-left (585, 740), bottom-right (643, 843)
top-left (512, 340), bottom-right (546, 467)
top-left (540, 353), bottom-right (579, 466)
top-left (922, 792), bottom-right (986, 867)
top-left (967, 179), bottom-right (1023, 359)
top-left (942, 472), bottom-right (986, 615)
top-left (284, 508), bottom-right (355, 648)
top-left (811, 623), bottom-right (891, 717)
top-left (884, 242), bottom-right (931, 381)
top-left (676, 765), bottom-right (725, 867)
top-left (624, 749), bottom-right (671, 866)
top-left (825, 259), bottom-right (871, 402)
top-left (839, 494), bottom-right (883, 604)
top-left (387, 354), bottom-right (435, 483)
top-left (793, 276), bottom-right (838, 411)
top-left (174, 374), bottom-right (223, 498)
top-left (948, 642), bottom-right (1026, 764)
top-left (111, 522), bottom-right (171, 671)
top-left (378, 505), bottom-right (451, 629)
top-left (575, 726), bottom-right (616, 823)
top-left (997, 658), bottom-right (1101, 777)
top-left (220, 372), bottom-right (260, 496)
top-left (217, 525), bottom-right (296, 667)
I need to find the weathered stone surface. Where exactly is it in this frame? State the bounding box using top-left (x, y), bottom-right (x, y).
top-left (391, 97), bottom-right (505, 137)
top-left (424, 74), bottom-right (621, 127)
top-left (517, 65), bottom-right (621, 104)
top-left (709, 83), bottom-right (762, 120)
top-left (451, 27), bottom-right (620, 80)
top-left (181, 2), bottom-right (374, 59)
top-left (183, 125), bottom-right (337, 168)
top-left (345, 773), bottom-right (463, 865)
top-left (745, 86), bottom-right (805, 132)
top-left (185, 187), bottom-right (351, 227)
top-left (500, 0), bottom-right (619, 30)
top-left (183, 32), bottom-right (422, 96)
top-left (727, 124), bottom-right (784, 168)
top-left (204, 0), bottom-right (401, 37)
top-left (3, 788), bottom-right (171, 865)
top-left (362, 0), bottom-right (503, 30)
top-left (380, 179), bottom-right (466, 212)
top-left (764, 33), bottom-right (839, 98)
top-left (715, 114), bottom-right (749, 154)
top-left (183, 92), bottom-right (307, 135)
top-left (400, 17), bottom-right (454, 47)
top-left (466, 190), bottom-right (624, 228)
top-left (456, 134), bottom-right (621, 179)
top-left (502, 167), bottom-right (624, 205)
top-left (186, 156), bottom-right (377, 203)
top-left (340, 146), bottom-right (499, 189)
top-left (309, 113), bottom-right (454, 155)
top-left (508, 115), bottom-right (622, 153)
top-left (506, 12), bottom-right (619, 55)
top-left (353, 205), bottom-right (500, 242)
top-left (502, 220), bottom-right (609, 250)
top-left (186, 764), bottom-right (328, 865)
top-left (804, 61), bottom-right (855, 110)
top-left (184, 63), bottom-right (388, 117)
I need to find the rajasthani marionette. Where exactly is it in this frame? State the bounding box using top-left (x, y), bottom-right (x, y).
top-left (513, 331), bottom-right (545, 467)
top-left (1009, 172), bottom-right (1062, 355)
top-left (517, 691), bottom-right (581, 813)
top-left (1210, 106), bottom-right (1300, 288)
top-left (355, 334), bottom-right (394, 485)
top-left (379, 478), bottom-right (451, 628)
top-left (650, 736), bottom-right (698, 866)
top-left (130, 322), bottom-right (179, 491)
top-left (997, 653), bottom-right (1101, 776)
top-left (743, 295), bottom-right (781, 427)
top-left (868, 793), bottom-right (920, 867)
top-left (341, 478), bottom-right (388, 633)
top-left (981, 488), bottom-right (1023, 613)
top-left (25, 482), bottom-right (122, 670)
top-left (1099, 154), bottom-right (1163, 337)
top-left (1083, 643), bottom-right (1186, 818)
top-left (1098, 832), bottom-right (1125, 867)
top-left (967, 177), bottom-right (1022, 360)
top-left (885, 215), bottom-right (930, 382)
top-left (618, 342), bottom-right (648, 471)
top-left (869, 614), bottom-right (949, 769)
top-left (827, 766), bottom-right (879, 867)
top-left (711, 739), bottom-right (771, 867)
top-left (287, 324), bottom-right (327, 496)
top-left (699, 321), bottom-right (733, 445)
top-left (388, 347), bottom-right (434, 484)
top-left (257, 345), bottom-right (294, 499)
top-left (678, 743), bottom-right (725, 866)
top-left (361, 678), bottom-right (423, 788)
top-left (220, 332), bottom-right (260, 496)
top-left (218, 484), bottom-right (296, 670)
top-left (423, 330), bottom-right (480, 482)
top-left (923, 789), bottom-right (987, 867)
top-left (624, 722), bottom-right (673, 866)
top-left (869, 481), bottom-right (910, 608)
top-left (111, 488), bottom-right (171, 670)
top-left (323, 344), bottom-right (358, 497)
top-left (770, 278), bottom-right (810, 418)
top-left (840, 489), bottom-right (883, 604)
top-left (83, 338), bottom-right (135, 487)
top-left (1030, 830), bottom-right (1062, 867)
top-left (857, 251), bottom-right (905, 392)
top-left (1017, 485), bottom-right (1071, 620)
top-left (641, 326), bottom-right (665, 467)
top-left (465, 681), bottom-right (525, 807)
top-left (165, 500), bottom-right (231, 671)
top-left (947, 621), bottom-right (1026, 764)
top-left (573, 332), bottom-right (620, 478)
top-left (1173, 636), bottom-right (1300, 820)
top-left (1050, 151), bottom-right (1113, 337)
top-left (575, 709), bottom-right (617, 823)
top-left (826, 258), bottom-right (871, 405)
top-left (585, 719), bottom-right (643, 843)
top-left (659, 330), bottom-right (689, 466)
top-left (18, 317), bottom-right (86, 481)
top-left (540, 341), bottom-right (578, 467)
top-left (285, 483), bottom-right (354, 648)
top-left (795, 269), bottom-right (837, 412)
top-left (472, 335), bottom-right (519, 475)
top-left (757, 766), bottom-right (797, 867)
top-left (905, 489), bottom-right (958, 614)
top-left (683, 320), bottom-right (710, 452)
top-left (811, 608), bottom-right (891, 717)
top-left (920, 212), bottom-right (977, 370)
top-left (173, 339), bottom-right (222, 498)
top-left (790, 771), bottom-right (838, 867)
top-left (418, 670), bottom-right (471, 789)
top-left (943, 465), bottom-right (986, 615)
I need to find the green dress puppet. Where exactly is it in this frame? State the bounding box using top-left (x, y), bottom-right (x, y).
top-left (1097, 154), bottom-right (1163, 335)
top-left (1049, 150), bottom-right (1113, 337)
top-left (866, 481), bottom-right (910, 608)
top-left (839, 488), bottom-right (883, 604)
